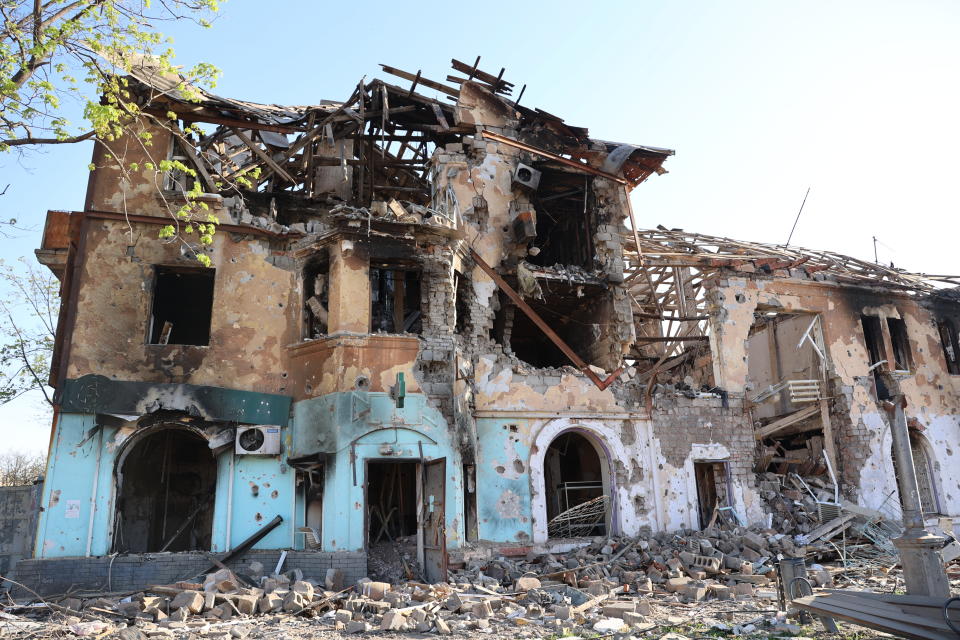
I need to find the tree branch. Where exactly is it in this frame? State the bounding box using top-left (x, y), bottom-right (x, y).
top-left (1, 130), bottom-right (96, 146)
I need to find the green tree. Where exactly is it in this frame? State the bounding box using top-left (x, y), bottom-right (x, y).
top-left (1, 0), bottom-right (224, 263)
top-left (1, 0), bottom-right (219, 149)
top-left (0, 258), bottom-right (58, 406)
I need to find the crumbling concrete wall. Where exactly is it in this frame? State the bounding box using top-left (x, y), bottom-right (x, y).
top-left (707, 275), bottom-right (960, 516)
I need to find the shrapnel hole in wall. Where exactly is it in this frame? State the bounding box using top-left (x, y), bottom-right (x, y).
top-left (149, 266), bottom-right (215, 346)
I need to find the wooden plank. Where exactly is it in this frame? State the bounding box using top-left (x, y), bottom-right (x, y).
top-left (793, 595), bottom-right (955, 640)
top-left (481, 130), bottom-right (631, 186)
top-left (230, 128), bottom-right (297, 185)
top-left (820, 397), bottom-right (839, 477)
top-left (799, 513), bottom-right (856, 543)
top-left (814, 593), bottom-right (954, 633)
top-left (146, 105), bottom-right (302, 134)
top-left (379, 65), bottom-right (459, 98)
top-left (755, 404), bottom-right (820, 440)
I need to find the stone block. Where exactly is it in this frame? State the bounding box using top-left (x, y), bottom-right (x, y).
top-left (664, 576), bottom-right (692, 592)
top-left (514, 576), bottom-right (541, 591)
top-left (258, 593), bottom-right (282, 613)
top-left (325, 568), bottom-right (344, 591)
top-left (234, 595), bottom-right (258, 616)
top-left (623, 611), bottom-right (647, 626)
top-left (346, 620), bottom-right (370, 633)
top-left (291, 580), bottom-right (314, 601)
top-left (601, 601), bottom-right (636, 619)
top-left (282, 591), bottom-right (304, 613)
top-left (170, 591), bottom-right (204, 614)
top-left (472, 601), bottom-right (493, 619)
top-left (380, 610), bottom-right (405, 630)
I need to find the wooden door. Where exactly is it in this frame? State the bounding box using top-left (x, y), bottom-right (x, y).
top-left (420, 458), bottom-right (447, 583)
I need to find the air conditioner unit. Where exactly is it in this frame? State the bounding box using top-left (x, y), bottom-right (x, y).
top-left (512, 163), bottom-right (541, 191)
top-left (235, 426), bottom-right (282, 455)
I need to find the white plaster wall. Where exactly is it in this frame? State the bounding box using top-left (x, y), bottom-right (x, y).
top-left (526, 417), bottom-right (766, 542)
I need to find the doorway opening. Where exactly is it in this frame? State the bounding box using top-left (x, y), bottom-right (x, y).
top-left (366, 461), bottom-right (419, 544)
top-left (365, 458), bottom-right (448, 584)
top-left (544, 431), bottom-right (609, 538)
top-left (693, 460), bottom-right (732, 529)
top-left (113, 427), bottom-right (216, 553)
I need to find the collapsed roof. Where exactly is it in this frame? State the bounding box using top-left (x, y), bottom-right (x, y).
top-left (125, 56), bottom-right (674, 206)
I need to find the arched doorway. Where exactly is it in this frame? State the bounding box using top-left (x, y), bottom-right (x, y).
top-left (113, 427), bottom-right (216, 553)
top-left (543, 431), bottom-right (611, 538)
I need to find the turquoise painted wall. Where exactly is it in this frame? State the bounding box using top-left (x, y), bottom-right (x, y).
top-left (292, 391), bottom-right (464, 552)
top-left (474, 418), bottom-right (534, 543)
top-left (35, 412), bottom-right (298, 558)
top-left (35, 414), bottom-right (115, 557)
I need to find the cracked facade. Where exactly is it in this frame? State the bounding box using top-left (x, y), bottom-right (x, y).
top-left (27, 59), bottom-right (960, 584)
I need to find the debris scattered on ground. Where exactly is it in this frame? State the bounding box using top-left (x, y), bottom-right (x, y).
top-left (5, 515), bottom-right (956, 639)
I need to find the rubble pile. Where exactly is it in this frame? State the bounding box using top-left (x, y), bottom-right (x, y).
top-left (1, 527), bottom-right (847, 639)
top-left (756, 472), bottom-right (831, 536)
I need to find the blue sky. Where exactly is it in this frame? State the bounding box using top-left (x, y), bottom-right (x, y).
top-left (1, 0), bottom-right (958, 453)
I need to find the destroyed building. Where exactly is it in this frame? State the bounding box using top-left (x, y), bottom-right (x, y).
top-left (19, 58), bottom-right (960, 594)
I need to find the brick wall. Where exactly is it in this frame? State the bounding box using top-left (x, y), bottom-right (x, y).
top-left (11, 550), bottom-right (367, 598)
top-left (651, 393), bottom-right (757, 501)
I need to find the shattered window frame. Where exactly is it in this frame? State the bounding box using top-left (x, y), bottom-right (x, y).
top-left (369, 261), bottom-right (422, 335)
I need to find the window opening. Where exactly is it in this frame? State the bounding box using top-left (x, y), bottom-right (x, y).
top-left (528, 170), bottom-right (594, 269)
top-left (496, 281), bottom-right (608, 369)
top-left (150, 267), bottom-right (215, 345)
top-left (747, 311), bottom-right (824, 421)
top-left (454, 273), bottom-right (470, 334)
top-left (300, 469), bottom-right (324, 548)
top-left (370, 264), bottom-right (421, 334)
top-left (937, 319), bottom-right (960, 375)
top-left (892, 432), bottom-right (940, 516)
top-left (113, 428), bottom-right (216, 553)
top-left (861, 315), bottom-right (891, 400)
top-left (910, 432), bottom-right (939, 515)
top-left (887, 317), bottom-right (911, 371)
top-left (304, 252), bottom-right (329, 339)
top-left (164, 137), bottom-right (194, 193)
top-left (544, 432), bottom-right (608, 537)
